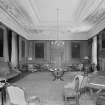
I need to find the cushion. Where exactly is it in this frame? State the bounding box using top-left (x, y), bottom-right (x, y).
top-left (7, 86), bottom-right (26, 105)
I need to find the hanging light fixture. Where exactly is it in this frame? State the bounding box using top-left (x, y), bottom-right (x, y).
top-left (51, 8), bottom-right (64, 48)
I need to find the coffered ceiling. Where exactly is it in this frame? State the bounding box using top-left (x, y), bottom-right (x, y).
top-left (0, 0), bottom-right (105, 40)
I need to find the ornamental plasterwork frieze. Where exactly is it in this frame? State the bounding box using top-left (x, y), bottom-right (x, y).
top-left (0, 0), bottom-right (34, 29)
top-left (84, 1), bottom-right (105, 25)
top-left (27, 28), bottom-right (67, 36)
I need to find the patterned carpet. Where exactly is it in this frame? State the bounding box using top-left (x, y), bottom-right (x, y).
top-left (12, 71), bottom-right (96, 105)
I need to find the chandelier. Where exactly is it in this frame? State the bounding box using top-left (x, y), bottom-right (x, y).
top-left (51, 8), bottom-right (64, 48)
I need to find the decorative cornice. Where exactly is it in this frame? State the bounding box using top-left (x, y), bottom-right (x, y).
top-left (0, 0), bottom-right (93, 40)
top-left (0, 5), bottom-right (31, 39)
top-left (84, 1), bottom-right (105, 25)
top-left (0, 0), bottom-right (35, 29)
top-left (29, 0), bottom-right (41, 22)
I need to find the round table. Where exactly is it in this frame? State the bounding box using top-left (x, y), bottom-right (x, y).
top-left (51, 68), bottom-right (65, 81)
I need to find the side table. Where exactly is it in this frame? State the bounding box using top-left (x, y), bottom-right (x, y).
top-left (51, 68), bottom-right (64, 81)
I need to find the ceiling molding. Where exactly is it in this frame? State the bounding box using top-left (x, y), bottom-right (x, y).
top-left (21, 0), bottom-right (40, 27)
top-left (29, 0), bottom-right (41, 22)
top-left (0, 0), bottom-right (104, 40)
top-left (0, 0), bottom-right (35, 29)
top-left (75, 0), bottom-right (88, 20)
top-left (0, 6), bottom-right (30, 39)
top-left (88, 17), bottom-right (105, 39)
top-left (75, 0), bottom-right (104, 25)
top-left (28, 31), bottom-right (89, 40)
top-left (84, 1), bottom-right (105, 25)
top-left (82, 0), bottom-right (103, 21)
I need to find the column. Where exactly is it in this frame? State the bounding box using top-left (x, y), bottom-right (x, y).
top-left (46, 41), bottom-right (50, 63)
top-left (92, 36), bottom-right (97, 72)
top-left (25, 40), bottom-right (28, 62)
top-left (29, 41), bottom-right (33, 60)
top-left (3, 28), bottom-right (9, 62)
top-left (11, 32), bottom-right (18, 68)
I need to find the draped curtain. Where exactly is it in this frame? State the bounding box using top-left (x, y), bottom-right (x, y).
top-left (11, 32), bottom-right (18, 68)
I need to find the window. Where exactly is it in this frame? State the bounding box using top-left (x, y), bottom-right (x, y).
top-left (72, 42), bottom-right (80, 58)
top-left (35, 43), bottom-right (44, 59)
top-left (102, 32), bottom-right (105, 48)
top-left (8, 30), bottom-right (12, 61)
top-left (21, 40), bottom-right (25, 57)
top-left (0, 28), bottom-right (3, 57)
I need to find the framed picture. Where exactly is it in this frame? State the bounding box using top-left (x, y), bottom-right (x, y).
top-left (71, 42), bottom-right (80, 58)
top-left (35, 42), bottom-right (44, 59)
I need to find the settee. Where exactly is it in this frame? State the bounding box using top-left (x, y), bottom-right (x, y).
top-left (0, 61), bottom-right (21, 80)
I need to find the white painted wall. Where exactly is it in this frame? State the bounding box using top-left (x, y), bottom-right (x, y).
top-left (20, 40), bottom-right (89, 66)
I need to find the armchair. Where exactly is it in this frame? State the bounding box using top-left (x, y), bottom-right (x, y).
top-left (6, 85), bottom-right (40, 105)
top-left (63, 76), bottom-right (80, 105)
top-left (63, 74), bottom-right (88, 105)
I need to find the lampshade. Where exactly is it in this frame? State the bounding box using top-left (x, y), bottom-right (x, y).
top-left (84, 56), bottom-right (89, 60)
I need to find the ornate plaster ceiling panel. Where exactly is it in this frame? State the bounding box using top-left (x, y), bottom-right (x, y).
top-left (0, 0), bottom-right (105, 40)
top-left (0, 7), bottom-right (30, 39)
top-left (0, 0), bottom-right (32, 27)
top-left (84, 0), bottom-right (105, 25)
top-left (0, 0), bottom-right (40, 29)
top-left (33, 0), bottom-right (80, 22)
top-left (75, 0), bottom-right (103, 22)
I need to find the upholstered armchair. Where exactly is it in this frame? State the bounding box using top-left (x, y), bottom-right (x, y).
top-left (63, 74), bottom-right (89, 105)
top-left (6, 85), bottom-right (41, 105)
top-left (63, 76), bottom-right (80, 105)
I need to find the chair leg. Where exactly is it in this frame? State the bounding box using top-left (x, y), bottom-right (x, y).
top-left (63, 96), bottom-right (66, 101)
top-left (76, 95), bottom-right (79, 105)
top-left (1, 87), bottom-right (6, 105)
top-left (89, 88), bottom-right (93, 96)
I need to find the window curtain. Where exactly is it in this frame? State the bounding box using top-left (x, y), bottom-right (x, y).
top-left (11, 32), bottom-right (18, 68)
